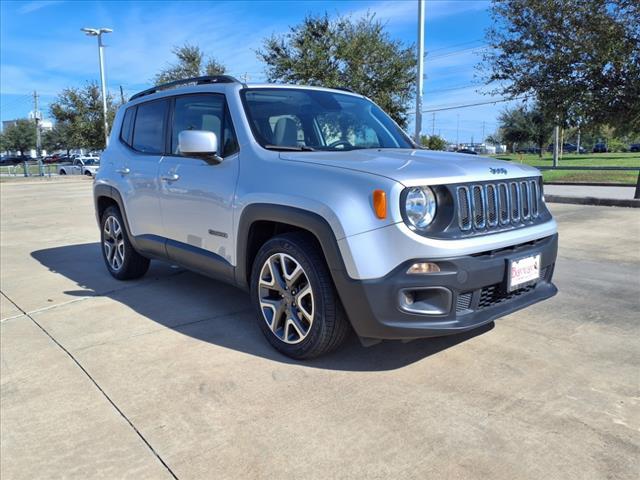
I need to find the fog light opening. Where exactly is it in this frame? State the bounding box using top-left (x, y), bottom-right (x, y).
top-left (407, 262), bottom-right (440, 274)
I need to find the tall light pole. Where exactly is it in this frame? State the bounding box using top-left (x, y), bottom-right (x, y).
top-left (414, 0), bottom-right (425, 143)
top-left (81, 27), bottom-right (112, 148)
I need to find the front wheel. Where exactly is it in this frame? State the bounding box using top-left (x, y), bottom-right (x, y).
top-left (100, 206), bottom-right (150, 280)
top-left (250, 232), bottom-right (350, 359)
top-left (59, 169), bottom-right (66, 175)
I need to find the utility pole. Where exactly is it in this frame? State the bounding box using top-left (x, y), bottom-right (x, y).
top-left (576, 128), bottom-right (581, 154)
top-left (482, 121), bottom-right (486, 143)
top-left (119, 85), bottom-right (126, 105)
top-left (456, 114), bottom-right (460, 147)
top-left (553, 123), bottom-right (560, 167)
top-left (33, 91), bottom-right (44, 176)
top-left (414, 0), bottom-right (425, 142)
top-left (431, 112), bottom-right (435, 136)
top-left (82, 27), bottom-right (112, 148)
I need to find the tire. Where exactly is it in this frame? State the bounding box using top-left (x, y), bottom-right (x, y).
top-left (84, 170), bottom-right (92, 177)
top-left (59, 169), bottom-right (66, 175)
top-left (100, 205), bottom-right (150, 280)
top-left (250, 232), bottom-right (350, 359)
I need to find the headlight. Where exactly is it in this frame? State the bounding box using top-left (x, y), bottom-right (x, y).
top-left (404, 186), bottom-right (437, 229)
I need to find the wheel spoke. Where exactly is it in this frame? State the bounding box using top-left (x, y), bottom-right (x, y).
top-left (288, 315), bottom-right (307, 340)
top-left (284, 262), bottom-right (303, 287)
top-left (260, 298), bottom-right (285, 332)
top-left (269, 256), bottom-right (287, 291)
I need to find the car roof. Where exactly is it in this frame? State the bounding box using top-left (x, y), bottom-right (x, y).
top-left (125, 76), bottom-right (364, 108)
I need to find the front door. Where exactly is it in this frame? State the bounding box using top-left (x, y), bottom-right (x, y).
top-left (158, 93), bottom-right (240, 276)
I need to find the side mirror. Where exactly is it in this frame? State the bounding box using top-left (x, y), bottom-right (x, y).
top-left (178, 130), bottom-right (222, 164)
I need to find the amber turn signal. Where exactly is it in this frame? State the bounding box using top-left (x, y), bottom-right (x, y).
top-left (373, 189), bottom-right (387, 219)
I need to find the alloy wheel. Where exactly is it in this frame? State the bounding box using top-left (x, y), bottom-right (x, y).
top-left (258, 253), bottom-right (314, 344)
top-left (103, 215), bottom-right (125, 271)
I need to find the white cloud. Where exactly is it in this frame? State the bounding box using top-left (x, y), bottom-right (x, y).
top-left (18, 0), bottom-right (64, 14)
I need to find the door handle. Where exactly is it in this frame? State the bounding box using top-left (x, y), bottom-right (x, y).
top-left (116, 167), bottom-right (130, 175)
top-left (161, 173), bottom-right (180, 182)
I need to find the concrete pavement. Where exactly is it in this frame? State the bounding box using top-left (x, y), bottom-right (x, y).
top-left (544, 184), bottom-right (638, 200)
top-left (1, 177), bottom-right (639, 479)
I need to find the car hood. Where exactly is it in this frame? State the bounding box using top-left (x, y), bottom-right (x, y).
top-left (279, 149), bottom-right (540, 186)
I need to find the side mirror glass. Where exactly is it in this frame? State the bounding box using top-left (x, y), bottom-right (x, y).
top-left (178, 130), bottom-right (222, 164)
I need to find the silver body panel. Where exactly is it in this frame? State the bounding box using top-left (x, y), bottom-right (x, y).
top-left (96, 82), bottom-right (557, 281)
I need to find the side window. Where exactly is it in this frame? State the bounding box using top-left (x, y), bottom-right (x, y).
top-left (120, 106), bottom-right (136, 147)
top-left (132, 100), bottom-right (167, 154)
top-left (172, 94), bottom-right (224, 155)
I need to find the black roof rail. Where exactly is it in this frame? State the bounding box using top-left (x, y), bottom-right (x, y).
top-left (129, 75), bottom-right (243, 101)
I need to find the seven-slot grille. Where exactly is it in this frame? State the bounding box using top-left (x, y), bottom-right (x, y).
top-left (457, 178), bottom-right (541, 232)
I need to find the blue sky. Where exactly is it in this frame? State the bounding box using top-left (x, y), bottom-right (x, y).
top-left (1, 0), bottom-right (510, 143)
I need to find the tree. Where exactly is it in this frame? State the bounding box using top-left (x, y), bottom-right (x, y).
top-left (2, 119), bottom-right (36, 156)
top-left (155, 44), bottom-right (226, 85)
top-left (49, 82), bottom-right (116, 150)
top-left (497, 103), bottom-right (553, 155)
top-left (420, 134), bottom-right (447, 151)
top-left (42, 124), bottom-right (72, 155)
top-left (481, 0), bottom-right (640, 134)
top-left (257, 13), bottom-right (416, 128)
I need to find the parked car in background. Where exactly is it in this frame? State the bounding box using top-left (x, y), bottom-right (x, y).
top-left (58, 156), bottom-right (100, 176)
top-left (629, 143), bottom-right (640, 152)
top-left (457, 148), bottom-right (478, 155)
top-left (0, 155), bottom-right (30, 166)
top-left (593, 143), bottom-right (608, 153)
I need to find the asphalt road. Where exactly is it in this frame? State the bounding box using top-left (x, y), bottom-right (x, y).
top-left (1, 177), bottom-right (639, 479)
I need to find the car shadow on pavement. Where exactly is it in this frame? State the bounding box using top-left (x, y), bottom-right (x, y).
top-left (31, 242), bottom-right (494, 372)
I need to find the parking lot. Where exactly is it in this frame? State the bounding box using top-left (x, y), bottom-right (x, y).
top-left (1, 177), bottom-right (638, 479)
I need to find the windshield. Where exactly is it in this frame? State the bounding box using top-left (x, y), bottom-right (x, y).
top-left (241, 88), bottom-right (414, 151)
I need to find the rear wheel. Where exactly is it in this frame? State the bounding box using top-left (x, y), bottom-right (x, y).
top-left (100, 205), bottom-right (149, 280)
top-left (59, 169), bottom-right (66, 175)
top-left (250, 232), bottom-right (350, 359)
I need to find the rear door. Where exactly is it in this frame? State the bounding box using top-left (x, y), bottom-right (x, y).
top-left (158, 93), bottom-right (240, 275)
top-left (119, 98), bottom-right (168, 242)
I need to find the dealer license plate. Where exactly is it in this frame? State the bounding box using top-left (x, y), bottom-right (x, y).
top-left (508, 254), bottom-right (541, 291)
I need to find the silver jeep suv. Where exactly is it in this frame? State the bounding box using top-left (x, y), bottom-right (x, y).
top-left (94, 75), bottom-right (558, 359)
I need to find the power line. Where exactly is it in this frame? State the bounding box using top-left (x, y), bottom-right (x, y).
top-left (427, 38), bottom-right (484, 54)
top-left (428, 44), bottom-right (489, 60)
top-left (419, 96), bottom-right (530, 114)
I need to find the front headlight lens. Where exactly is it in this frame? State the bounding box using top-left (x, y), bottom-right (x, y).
top-left (405, 186), bottom-right (437, 229)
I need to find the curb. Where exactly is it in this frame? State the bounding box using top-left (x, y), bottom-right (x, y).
top-left (544, 195), bottom-right (640, 208)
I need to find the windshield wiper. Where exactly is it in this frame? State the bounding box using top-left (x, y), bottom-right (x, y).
top-left (264, 144), bottom-right (315, 152)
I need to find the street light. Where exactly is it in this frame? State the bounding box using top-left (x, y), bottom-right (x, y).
top-left (81, 27), bottom-right (112, 147)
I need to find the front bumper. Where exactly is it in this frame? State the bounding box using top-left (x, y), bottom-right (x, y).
top-left (332, 233), bottom-right (558, 340)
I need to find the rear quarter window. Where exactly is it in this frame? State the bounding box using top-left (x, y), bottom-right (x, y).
top-left (120, 107), bottom-right (136, 146)
top-left (132, 99), bottom-right (168, 154)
